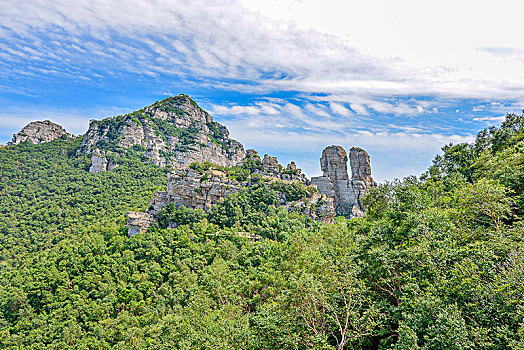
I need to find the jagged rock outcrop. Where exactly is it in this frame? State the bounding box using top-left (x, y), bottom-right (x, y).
top-left (246, 149), bottom-right (259, 159)
top-left (149, 168), bottom-right (243, 215)
top-left (125, 151), bottom-right (322, 235)
top-left (262, 154), bottom-right (280, 174)
top-left (9, 120), bottom-right (72, 145)
top-left (286, 192), bottom-right (335, 224)
top-left (124, 146), bottom-right (347, 236)
top-left (311, 145), bottom-right (376, 217)
top-left (89, 149), bottom-right (119, 173)
top-left (126, 167), bottom-right (243, 235)
top-left (126, 211), bottom-right (155, 236)
top-left (79, 94), bottom-right (245, 171)
top-left (281, 161), bottom-right (308, 183)
top-left (286, 161), bottom-right (297, 172)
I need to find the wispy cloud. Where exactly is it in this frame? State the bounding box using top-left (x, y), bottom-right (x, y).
top-left (3, 0), bottom-right (524, 100)
top-left (329, 102), bottom-right (352, 116)
top-left (1, 0), bottom-right (523, 180)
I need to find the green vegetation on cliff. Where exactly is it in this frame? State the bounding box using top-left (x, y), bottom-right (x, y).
top-left (1, 112), bottom-right (524, 349)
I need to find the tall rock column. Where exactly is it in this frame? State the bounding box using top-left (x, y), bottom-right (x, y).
top-left (312, 145), bottom-right (376, 217)
top-left (348, 147), bottom-right (377, 217)
top-left (319, 146), bottom-right (351, 210)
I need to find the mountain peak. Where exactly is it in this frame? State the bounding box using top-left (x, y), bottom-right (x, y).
top-left (79, 95), bottom-right (245, 173)
top-left (8, 120), bottom-right (72, 145)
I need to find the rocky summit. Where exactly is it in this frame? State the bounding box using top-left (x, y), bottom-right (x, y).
top-left (78, 94), bottom-right (245, 173)
top-left (8, 120), bottom-right (72, 145)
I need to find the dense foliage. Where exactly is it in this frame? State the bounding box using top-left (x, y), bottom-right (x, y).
top-left (1, 113), bottom-right (524, 349)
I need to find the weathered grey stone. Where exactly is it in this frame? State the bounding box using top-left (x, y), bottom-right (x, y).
top-left (89, 149), bottom-right (119, 173)
top-left (348, 147), bottom-right (377, 216)
top-left (9, 120), bottom-right (72, 145)
top-left (262, 154), bottom-right (280, 174)
top-left (311, 176), bottom-right (335, 199)
top-left (314, 146), bottom-right (352, 211)
top-left (126, 211), bottom-right (155, 236)
top-left (286, 191), bottom-right (335, 224)
top-left (165, 168), bottom-right (241, 211)
top-left (125, 148), bottom-right (328, 235)
top-left (78, 94), bottom-right (245, 172)
top-left (350, 147), bottom-right (374, 185)
top-left (89, 149), bottom-right (108, 174)
top-left (148, 191), bottom-right (170, 217)
top-left (286, 161), bottom-right (297, 172)
top-left (311, 145), bottom-right (376, 218)
top-left (246, 149), bottom-right (259, 159)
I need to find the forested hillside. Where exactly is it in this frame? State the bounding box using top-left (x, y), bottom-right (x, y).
top-left (1, 113), bottom-right (524, 349)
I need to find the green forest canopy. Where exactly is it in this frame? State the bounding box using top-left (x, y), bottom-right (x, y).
top-left (1, 112), bottom-right (524, 349)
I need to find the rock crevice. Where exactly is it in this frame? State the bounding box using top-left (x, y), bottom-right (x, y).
top-left (312, 145), bottom-right (376, 217)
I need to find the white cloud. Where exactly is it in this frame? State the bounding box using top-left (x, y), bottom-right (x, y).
top-left (212, 105), bottom-right (261, 115)
top-left (305, 103), bottom-right (331, 118)
top-left (473, 116), bottom-right (506, 122)
top-left (3, 0), bottom-right (524, 101)
top-left (2, 0), bottom-right (522, 179)
top-left (350, 103), bottom-right (368, 115)
top-left (329, 102), bottom-right (352, 116)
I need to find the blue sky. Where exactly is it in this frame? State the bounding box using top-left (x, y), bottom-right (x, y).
top-left (1, 0), bottom-right (524, 181)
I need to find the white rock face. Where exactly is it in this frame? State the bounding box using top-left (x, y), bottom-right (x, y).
top-left (9, 120), bottom-right (72, 145)
top-left (79, 94), bottom-right (246, 172)
top-left (311, 145), bottom-right (376, 217)
top-left (286, 191), bottom-right (336, 224)
top-left (89, 149), bottom-right (118, 173)
top-left (262, 154), bottom-right (280, 174)
top-left (148, 168), bottom-right (242, 215)
top-left (125, 212), bottom-right (155, 236)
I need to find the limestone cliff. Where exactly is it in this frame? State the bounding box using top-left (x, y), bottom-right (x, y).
top-left (79, 94), bottom-right (245, 171)
top-left (126, 212), bottom-right (155, 236)
top-left (125, 153), bottom-right (326, 236)
top-left (9, 120), bottom-right (72, 145)
top-left (311, 145), bottom-right (376, 217)
top-left (88, 149), bottom-right (119, 174)
top-left (148, 168), bottom-right (243, 215)
top-left (286, 192), bottom-right (336, 224)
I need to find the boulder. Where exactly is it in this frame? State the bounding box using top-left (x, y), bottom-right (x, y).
top-left (126, 212), bottom-right (155, 236)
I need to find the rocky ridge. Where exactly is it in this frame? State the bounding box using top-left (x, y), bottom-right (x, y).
top-left (125, 144), bottom-right (378, 236)
top-left (6, 97), bottom-right (377, 233)
top-left (8, 120), bottom-right (72, 145)
top-left (126, 151), bottom-right (328, 236)
top-left (79, 94), bottom-right (245, 172)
